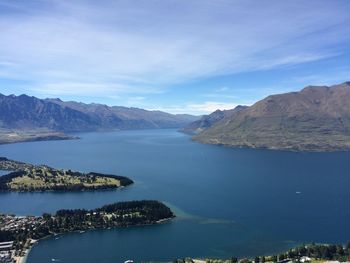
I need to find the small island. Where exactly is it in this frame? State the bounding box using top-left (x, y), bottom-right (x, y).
top-left (0, 200), bottom-right (175, 262)
top-left (0, 157), bottom-right (133, 191)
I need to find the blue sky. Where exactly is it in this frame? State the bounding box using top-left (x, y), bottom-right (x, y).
top-left (0, 0), bottom-right (350, 115)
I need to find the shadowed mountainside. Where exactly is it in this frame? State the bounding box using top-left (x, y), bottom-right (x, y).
top-left (0, 94), bottom-right (198, 132)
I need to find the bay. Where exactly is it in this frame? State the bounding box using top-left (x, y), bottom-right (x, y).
top-left (0, 129), bottom-right (349, 262)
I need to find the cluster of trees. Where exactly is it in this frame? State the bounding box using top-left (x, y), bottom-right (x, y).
top-left (172, 243), bottom-right (350, 263)
top-left (173, 259), bottom-right (238, 263)
top-left (97, 200), bottom-right (174, 221)
top-left (249, 243), bottom-right (350, 263)
top-left (173, 258), bottom-right (196, 263)
top-left (0, 170), bottom-right (25, 190)
top-left (0, 230), bottom-right (14, 242)
top-left (173, 259), bottom-right (242, 263)
top-left (49, 200), bottom-right (174, 230)
top-left (0, 216), bottom-right (48, 251)
top-left (86, 172), bottom-right (133, 186)
top-left (282, 243), bottom-right (350, 261)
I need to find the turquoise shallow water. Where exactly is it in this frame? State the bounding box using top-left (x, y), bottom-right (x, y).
top-left (0, 129), bottom-right (349, 262)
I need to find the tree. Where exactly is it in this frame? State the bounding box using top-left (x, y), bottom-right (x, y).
top-left (288, 250), bottom-right (296, 258)
top-left (336, 245), bottom-right (344, 256)
top-left (42, 213), bottom-right (51, 220)
top-left (279, 254), bottom-right (285, 261)
top-left (254, 256), bottom-right (259, 263)
top-left (230, 257), bottom-right (238, 263)
top-left (346, 241), bottom-right (350, 250)
top-left (299, 246), bottom-right (307, 256)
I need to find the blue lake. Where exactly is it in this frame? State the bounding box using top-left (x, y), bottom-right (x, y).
top-left (0, 129), bottom-right (349, 262)
top-left (0, 170), bottom-right (9, 176)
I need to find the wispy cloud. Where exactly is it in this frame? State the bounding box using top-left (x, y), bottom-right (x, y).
top-left (202, 86), bottom-right (238, 100)
top-left (31, 82), bottom-right (163, 97)
top-left (150, 101), bottom-right (239, 115)
top-left (0, 0), bottom-right (350, 105)
top-left (289, 68), bottom-right (350, 87)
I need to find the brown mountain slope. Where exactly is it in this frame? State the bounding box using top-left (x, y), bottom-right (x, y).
top-left (180, 105), bottom-right (248, 134)
top-left (194, 82), bottom-right (350, 151)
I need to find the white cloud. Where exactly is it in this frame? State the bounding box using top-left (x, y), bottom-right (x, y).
top-left (125, 96), bottom-right (146, 106)
top-left (150, 101), bottom-right (240, 115)
top-left (0, 0), bottom-right (350, 99)
top-left (30, 82), bottom-right (164, 98)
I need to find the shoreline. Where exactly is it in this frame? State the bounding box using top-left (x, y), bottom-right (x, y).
top-left (1, 200), bottom-right (174, 263)
top-left (192, 137), bottom-right (350, 153)
top-left (15, 246), bottom-right (32, 263)
top-left (186, 242), bottom-right (350, 263)
top-left (5, 212), bottom-right (348, 263)
top-left (14, 216), bottom-right (175, 263)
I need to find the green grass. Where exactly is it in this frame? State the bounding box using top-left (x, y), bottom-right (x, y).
top-left (8, 167), bottom-right (121, 190)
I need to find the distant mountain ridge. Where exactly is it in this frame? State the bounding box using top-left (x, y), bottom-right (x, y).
top-left (0, 93), bottom-right (198, 132)
top-left (181, 105), bottom-right (248, 134)
top-left (193, 82), bottom-right (350, 151)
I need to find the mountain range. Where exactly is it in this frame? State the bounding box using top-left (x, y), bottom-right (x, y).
top-left (0, 94), bottom-right (197, 132)
top-left (2, 82), bottom-right (350, 151)
top-left (191, 82), bottom-right (350, 151)
top-left (0, 93), bottom-right (198, 144)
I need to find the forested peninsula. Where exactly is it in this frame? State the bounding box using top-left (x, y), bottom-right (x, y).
top-left (0, 157), bottom-right (133, 191)
top-left (0, 200), bottom-right (174, 257)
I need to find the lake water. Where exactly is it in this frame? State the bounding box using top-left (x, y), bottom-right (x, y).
top-left (0, 129), bottom-right (349, 262)
top-left (0, 170), bottom-right (9, 176)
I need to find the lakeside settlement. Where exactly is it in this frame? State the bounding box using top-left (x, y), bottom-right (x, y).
top-left (0, 200), bottom-right (175, 263)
